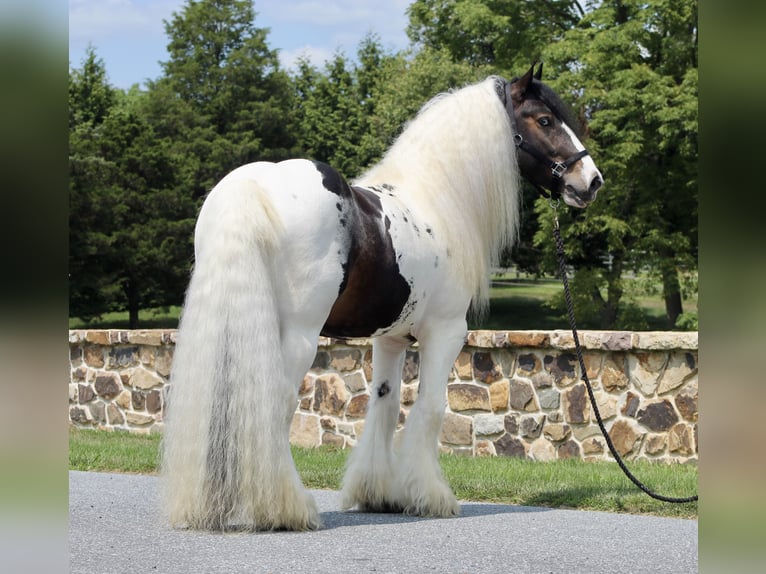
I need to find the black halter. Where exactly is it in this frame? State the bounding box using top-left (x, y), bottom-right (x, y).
top-left (499, 80), bottom-right (590, 199)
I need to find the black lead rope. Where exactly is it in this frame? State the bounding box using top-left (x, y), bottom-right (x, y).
top-left (550, 201), bottom-right (698, 504)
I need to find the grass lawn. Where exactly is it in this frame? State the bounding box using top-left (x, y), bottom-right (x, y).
top-left (69, 306), bottom-right (183, 330)
top-left (471, 277), bottom-right (566, 330)
top-left (68, 273), bottom-right (696, 331)
top-left (472, 274), bottom-right (697, 331)
top-left (69, 428), bottom-right (697, 519)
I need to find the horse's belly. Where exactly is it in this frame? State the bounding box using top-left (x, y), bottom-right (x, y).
top-left (320, 257), bottom-right (412, 339)
top-left (320, 193), bottom-right (413, 339)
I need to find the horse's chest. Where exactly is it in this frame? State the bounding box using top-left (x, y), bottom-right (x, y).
top-left (321, 187), bottom-right (419, 339)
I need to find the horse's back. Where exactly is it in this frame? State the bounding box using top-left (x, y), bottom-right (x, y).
top-left (206, 159), bottom-right (342, 229)
top-left (197, 158), bottom-right (470, 341)
top-left (198, 159), bottom-right (350, 254)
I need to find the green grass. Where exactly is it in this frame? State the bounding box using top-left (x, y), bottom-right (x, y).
top-left (69, 427), bottom-right (162, 474)
top-left (69, 428), bottom-right (697, 519)
top-left (68, 275), bottom-right (697, 332)
top-left (441, 454), bottom-right (697, 518)
top-left (472, 277), bottom-right (566, 330)
top-left (470, 274), bottom-right (698, 331)
top-left (62, 282), bottom-right (587, 331)
top-left (68, 306), bottom-right (183, 330)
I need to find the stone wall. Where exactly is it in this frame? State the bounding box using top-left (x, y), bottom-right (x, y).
top-left (68, 329), bottom-right (698, 463)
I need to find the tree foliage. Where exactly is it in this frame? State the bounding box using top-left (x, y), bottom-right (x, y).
top-left (155, 0), bottom-right (297, 195)
top-left (290, 34), bottom-right (407, 179)
top-left (69, 49), bottom-right (196, 327)
top-left (537, 0), bottom-right (698, 328)
top-left (407, 0), bottom-right (583, 72)
top-left (403, 0), bottom-right (697, 329)
top-left (69, 47), bottom-right (119, 319)
top-left (70, 1), bottom-right (298, 326)
top-left (292, 52), bottom-right (366, 177)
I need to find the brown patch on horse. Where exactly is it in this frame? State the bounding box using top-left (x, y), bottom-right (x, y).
top-left (317, 167), bottom-right (411, 338)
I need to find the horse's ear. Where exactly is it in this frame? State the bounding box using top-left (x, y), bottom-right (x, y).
top-left (511, 63), bottom-right (536, 101)
top-left (534, 61), bottom-right (543, 80)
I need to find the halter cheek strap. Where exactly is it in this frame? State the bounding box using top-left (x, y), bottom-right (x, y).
top-left (514, 132), bottom-right (590, 179)
top-left (500, 80), bottom-right (590, 198)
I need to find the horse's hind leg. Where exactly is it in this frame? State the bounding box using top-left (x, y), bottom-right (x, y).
top-left (259, 322), bottom-right (327, 530)
top-left (341, 336), bottom-right (407, 512)
top-left (395, 321), bottom-right (466, 517)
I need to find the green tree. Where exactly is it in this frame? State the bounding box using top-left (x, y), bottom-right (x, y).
top-left (292, 34), bottom-right (399, 178)
top-left (358, 46), bottom-right (489, 166)
top-left (71, 2), bottom-right (301, 326)
top-left (538, 0), bottom-right (698, 328)
top-left (407, 0), bottom-right (583, 73)
top-left (156, 0), bottom-right (296, 195)
top-left (293, 51), bottom-right (365, 177)
top-left (96, 95), bottom-right (196, 328)
top-left (69, 51), bottom-right (196, 327)
top-left (354, 34), bottom-right (401, 171)
top-left (69, 47), bottom-right (120, 320)
top-left (69, 44), bottom-right (116, 128)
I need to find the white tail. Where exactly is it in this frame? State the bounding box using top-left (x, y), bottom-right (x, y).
top-left (160, 176), bottom-right (319, 531)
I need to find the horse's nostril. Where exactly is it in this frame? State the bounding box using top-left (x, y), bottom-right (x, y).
top-left (589, 175), bottom-right (603, 194)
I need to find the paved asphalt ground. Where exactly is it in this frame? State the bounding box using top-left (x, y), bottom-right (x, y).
top-left (69, 471), bottom-right (697, 574)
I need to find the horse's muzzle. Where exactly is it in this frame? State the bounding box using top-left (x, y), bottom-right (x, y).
top-left (563, 173), bottom-right (603, 208)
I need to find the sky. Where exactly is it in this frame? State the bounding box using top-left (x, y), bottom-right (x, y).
top-left (69, 0), bottom-right (413, 89)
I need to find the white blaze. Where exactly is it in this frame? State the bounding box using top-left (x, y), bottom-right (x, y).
top-left (561, 122), bottom-right (602, 189)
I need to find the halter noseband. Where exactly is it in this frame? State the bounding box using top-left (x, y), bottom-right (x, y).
top-left (500, 80), bottom-right (590, 199)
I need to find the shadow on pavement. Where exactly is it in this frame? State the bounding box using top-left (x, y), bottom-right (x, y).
top-left (319, 501), bottom-right (550, 530)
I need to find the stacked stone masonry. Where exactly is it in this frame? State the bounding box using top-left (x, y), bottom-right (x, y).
top-left (69, 329), bottom-right (698, 463)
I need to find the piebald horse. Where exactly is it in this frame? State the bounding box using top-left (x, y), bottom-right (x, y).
top-left (161, 64), bottom-right (603, 531)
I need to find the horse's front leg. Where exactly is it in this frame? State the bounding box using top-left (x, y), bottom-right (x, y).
top-left (395, 320), bottom-right (466, 517)
top-left (341, 336), bottom-right (407, 512)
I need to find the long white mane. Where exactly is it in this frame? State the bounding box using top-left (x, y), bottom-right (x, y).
top-left (356, 77), bottom-right (521, 315)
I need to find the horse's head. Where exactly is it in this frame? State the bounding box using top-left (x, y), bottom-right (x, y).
top-left (502, 64), bottom-right (603, 208)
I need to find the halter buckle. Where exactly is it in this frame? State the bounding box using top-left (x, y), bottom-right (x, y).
top-left (551, 162), bottom-right (567, 178)
top-left (513, 133), bottom-right (523, 147)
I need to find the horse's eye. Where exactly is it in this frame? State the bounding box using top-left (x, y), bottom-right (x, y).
top-left (537, 116), bottom-right (551, 127)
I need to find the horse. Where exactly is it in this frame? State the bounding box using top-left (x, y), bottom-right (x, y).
top-left (160, 63), bottom-right (603, 531)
